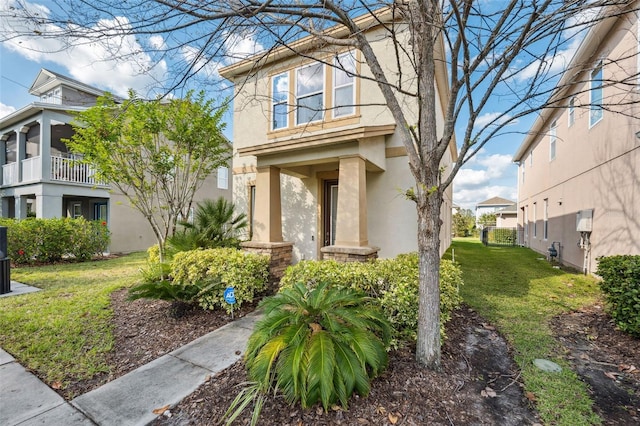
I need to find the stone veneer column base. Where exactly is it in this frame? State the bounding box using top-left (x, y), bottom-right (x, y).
top-left (241, 241), bottom-right (294, 290)
top-left (320, 245), bottom-right (380, 263)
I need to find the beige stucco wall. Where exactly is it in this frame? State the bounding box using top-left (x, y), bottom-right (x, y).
top-left (229, 20), bottom-right (455, 262)
top-left (516, 13), bottom-right (640, 272)
top-left (109, 173), bottom-right (231, 253)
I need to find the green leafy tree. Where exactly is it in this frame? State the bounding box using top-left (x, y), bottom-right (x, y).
top-left (478, 213), bottom-right (497, 228)
top-left (452, 209), bottom-right (475, 237)
top-left (226, 281), bottom-right (391, 424)
top-left (66, 90), bottom-right (229, 262)
top-left (168, 197), bottom-right (247, 251)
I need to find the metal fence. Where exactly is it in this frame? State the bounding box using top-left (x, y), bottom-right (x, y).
top-left (481, 226), bottom-right (520, 246)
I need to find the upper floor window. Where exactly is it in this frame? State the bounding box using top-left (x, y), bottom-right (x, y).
top-left (549, 119), bottom-right (557, 161)
top-left (272, 73), bottom-right (289, 130)
top-left (333, 52), bottom-right (356, 118)
top-left (217, 166), bottom-right (229, 190)
top-left (296, 62), bottom-right (324, 125)
top-left (568, 97), bottom-right (575, 127)
top-left (40, 88), bottom-right (62, 105)
top-left (543, 198), bottom-right (549, 240)
top-left (529, 151), bottom-right (533, 167)
top-left (590, 63), bottom-right (603, 127)
top-left (521, 163), bottom-right (525, 183)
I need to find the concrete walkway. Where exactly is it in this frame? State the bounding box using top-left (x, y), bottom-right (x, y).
top-left (0, 312), bottom-right (261, 426)
top-left (0, 281), bottom-right (41, 298)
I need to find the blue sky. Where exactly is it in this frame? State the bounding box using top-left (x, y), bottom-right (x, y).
top-left (1, 0), bottom-right (584, 211)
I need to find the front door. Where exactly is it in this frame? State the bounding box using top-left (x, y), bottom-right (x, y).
top-left (94, 202), bottom-right (108, 223)
top-left (323, 179), bottom-right (339, 246)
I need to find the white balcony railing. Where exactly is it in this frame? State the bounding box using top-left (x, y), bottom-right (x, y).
top-left (50, 155), bottom-right (108, 186)
top-left (21, 156), bottom-right (42, 182)
top-left (2, 162), bottom-right (19, 186)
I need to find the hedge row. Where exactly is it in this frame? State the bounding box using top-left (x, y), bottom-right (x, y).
top-left (596, 255), bottom-right (640, 336)
top-left (0, 217), bottom-right (110, 264)
top-left (280, 253), bottom-right (463, 345)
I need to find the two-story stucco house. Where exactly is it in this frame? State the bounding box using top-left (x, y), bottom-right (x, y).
top-left (514, 3), bottom-right (640, 273)
top-left (219, 10), bottom-right (457, 271)
top-left (0, 69), bottom-right (232, 253)
top-left (475, 196), bottom-right (515, 227)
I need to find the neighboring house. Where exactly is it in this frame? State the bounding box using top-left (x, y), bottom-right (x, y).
top-left (475, 197), bottom-right (515, 226)
top-left (495, 204), bottom-right (518, 228)
top-left (513, 3), bottom-right (640, 273)
top-left (0, 69), bottom-right (231, 253)
top-left (219, 10), bottom-right (457, 269)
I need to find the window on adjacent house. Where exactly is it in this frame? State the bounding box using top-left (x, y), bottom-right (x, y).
top-left (217, 166), bottom-right (229, 190)
top-left (590, 63), bottom-right (603, 127)
top-left (549, 119), bottom-right (557, 161)
top-left (529, 151), bottom-right (533, 167)
top-left (521, 163), bottom-right (525, 183)
top-left (72, 202), bottom-right (83, 219)
top-left (296, 62), bottom-right (324, 125)
top-left (568, 97), bottom-right (575, 127)
top-left (333, 52), bottom-right (356, 118)
top-left (272, 72), bottom-right (289, 130)
top-left (524, 206), bottom-right (528, 240)
top-left (533, 202), bottom-right (537, 238)
top-left (543, 198), bottom-right (549, 240)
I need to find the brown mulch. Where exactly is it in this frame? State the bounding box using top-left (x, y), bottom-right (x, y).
top-left (550, 304), bottom-right (640, 425)
top-left (60, 289), bottom-right (259, 399)
top-left (57, 291), bottom-right (640, 425)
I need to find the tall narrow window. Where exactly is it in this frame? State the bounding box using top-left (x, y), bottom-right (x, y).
top-left (272, 72), bottom-right (289, 130)
top-left (333, 52), bottom-right (355, 118)
top-left (217, 166), bottom-right (228, 190)
top-left (568, 97), bottom-right (575, 126)
top-left (543, 198), bottom-right (549, 240)
top-left (590, 63), bottom-right (603, 126)
top-left (524, 206), bottom-right (528, 241)
top-left (296, 62), bottom-right (324, 125)
top-left (549, 119), bottom-right (557, 161)
top-left (533, 202), bottom-right (537, 238)
top-left (529, 151), bottom-right (533, 167)
top-left (521, 163), bottom-right (525, 183)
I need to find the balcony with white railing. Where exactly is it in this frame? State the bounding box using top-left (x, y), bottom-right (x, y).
top-left (2, 162), bottom-right (19, 186)
top-left (21, 156), bottom-right (42, 182)
top-left (50, 155), bottom-right (108, 186)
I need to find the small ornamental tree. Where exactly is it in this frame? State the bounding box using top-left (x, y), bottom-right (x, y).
top-left (67, 90), bottom-right (229, 262)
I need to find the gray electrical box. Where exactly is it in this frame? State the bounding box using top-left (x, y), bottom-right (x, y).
top-left (576, 209), bottom-right (593, 232)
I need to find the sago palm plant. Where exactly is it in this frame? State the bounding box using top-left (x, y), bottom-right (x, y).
top-left (225, 281), bottom-right (391, 425)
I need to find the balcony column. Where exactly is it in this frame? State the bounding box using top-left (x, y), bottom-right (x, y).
top-left (0, 135), bottom-right (7, 186)
top-left (17, 126), bottom-right (28, 183)
top-left (321, 155), bottom-right (379, 262)
top-left (40, 114), bottom-right (52, 182)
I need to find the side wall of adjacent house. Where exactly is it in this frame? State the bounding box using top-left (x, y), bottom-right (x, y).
top-left (517, 14), bottom-right (640, 273)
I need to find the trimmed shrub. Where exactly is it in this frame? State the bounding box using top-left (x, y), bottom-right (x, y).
top-left (171, 248), bottom-right (269, 313)
top-left (0, 217), bottom-right (110, 265)
top-left (280, 253), bottom-right (463, 345)
top-left (596, 255), bottom-right (640, 336)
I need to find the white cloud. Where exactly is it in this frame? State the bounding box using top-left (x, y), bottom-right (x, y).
top-left (475, 112), bottom-right (518, 129)
top-left (453, 153), bottom-right (517, 210)
top-left (0, 102), bottom-right (16, 119)
top-left (0, 0), bottom-right (167, 97)
top-left (149, 35), bottom-right (166, 50)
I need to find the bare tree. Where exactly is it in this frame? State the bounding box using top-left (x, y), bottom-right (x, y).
top-left (3, 0), bottom-right (639, 369)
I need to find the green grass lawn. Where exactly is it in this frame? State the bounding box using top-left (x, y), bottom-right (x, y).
top-left (447, 238), bottom-right (602, 425)
top-left (0, 252), bottom-right (147, 392)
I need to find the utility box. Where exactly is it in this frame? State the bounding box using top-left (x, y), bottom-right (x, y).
top-left (576, 209), bottom-right (593, 232)
top-left (0, 226), bottom-right (10, 294)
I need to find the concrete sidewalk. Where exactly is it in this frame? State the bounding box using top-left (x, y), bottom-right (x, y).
top-left (0, 312), bottom-right (261, 426)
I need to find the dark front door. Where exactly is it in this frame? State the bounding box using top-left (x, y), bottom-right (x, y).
top-left (323, 179), bottom-right (338, 246)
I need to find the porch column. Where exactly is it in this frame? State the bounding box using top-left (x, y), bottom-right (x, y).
top-left (17, 127), bottom-right (28, 182)
top-left (321, 155), bottom-right (379, 262)
top-left (242, 165), bottom-right (292, 288)
top-left (0, 135), bottom-right (6, 186)
top-left (335, 155), bottom-right (368, 247)
top-left (253, 165), bottom-right (283, 242)
top-left (36, 195), bottom-right (62, 218)
top-left (14, 196), bottom-right (28, 219)
top-left (40, 115), bottom-right (52, 182)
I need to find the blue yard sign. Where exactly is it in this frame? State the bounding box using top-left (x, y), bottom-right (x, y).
top-left (224, 287), bottom-right (236, 305)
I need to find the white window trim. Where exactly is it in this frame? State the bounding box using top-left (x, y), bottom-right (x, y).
top-left (589, 62), bottom-right (603, 128)
top-left (332, 52), bottom-right (356, 119)
top-left (549, 120), bottom-right (557, 161)
top-left (217, 166), bottom-right (229, 190)
top-left (271, 72), bottom-right (289, 131)
top-left (295, 62), bottom-right (325, 126)
top-left (568, 97), bottom-right (575, 127)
